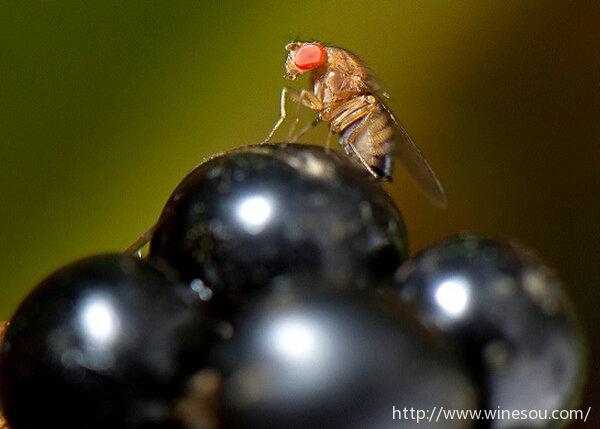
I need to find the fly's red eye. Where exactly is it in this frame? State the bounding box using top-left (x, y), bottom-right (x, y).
top-left (294, 44), bottom-right (326, 70)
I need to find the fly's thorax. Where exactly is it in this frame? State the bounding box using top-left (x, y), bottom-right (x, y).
top-left (312, 72), bottom-right (360, 108)
top-left (324, 47), bottom-right (369, 81)
top-left (311, 50), bottom-right (370, 108)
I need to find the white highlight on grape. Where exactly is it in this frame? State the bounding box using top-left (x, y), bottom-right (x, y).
top-left (237, 195), bottom-right (273, 234)
top-left (80, 295), bottom-right (120, 346)
top-left (270, 317), bottom-right (320, 365)
top-left (435, 277), bottom-right (470, 317)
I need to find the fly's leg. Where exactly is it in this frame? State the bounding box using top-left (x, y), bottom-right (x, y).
top-left (287, 100), bottom-right (303, 140)
top-left (324, 127), bottom-right (334, 153)
top-left (342, 112), bottom-right (380, 178)
top-left (291, 117), bottom-right (320, 142)
top-left (263, 88), bottom-right (291, 143)
top-left (125, 224), bottom-right (157, 257)
top-left (263, 87), bottom-right (322, 143)
top-left (329, 97), bottom-right (379, 177)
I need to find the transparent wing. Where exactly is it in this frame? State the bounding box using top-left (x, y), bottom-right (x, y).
top-left (377, 96), bottom-right (448, 207)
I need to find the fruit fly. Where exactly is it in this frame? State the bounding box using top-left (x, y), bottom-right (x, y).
top-left (264, 41), bottom-right (447, 207)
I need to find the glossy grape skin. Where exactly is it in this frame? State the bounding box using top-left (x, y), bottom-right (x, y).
top-left (208, 288), bottom-right (479, 429)
top-left (150, 143), bottom-right (409, 313)
top-left (0, 254), bottom-right (217, 429)
top-left (393, 235), bottom-right (587, 428)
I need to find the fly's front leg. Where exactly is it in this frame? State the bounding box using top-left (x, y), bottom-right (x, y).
top-left (263, 87), bottom-right (322, 143)
top-left (287, 89), bottom-right (323, 141)
top-left (287, 99), bottom-right (303, 140)
top-left (263, 87), bottom-right (295, 143)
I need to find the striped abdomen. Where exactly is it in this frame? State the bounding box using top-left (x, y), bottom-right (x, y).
top-left (337, 103), bottom-right (396, 179)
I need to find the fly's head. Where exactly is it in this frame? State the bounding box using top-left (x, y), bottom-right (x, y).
top-left (284, 41), bottom-right (327, 80)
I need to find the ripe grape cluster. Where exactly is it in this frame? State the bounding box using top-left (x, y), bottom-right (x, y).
top-left (0, 144), bottom-right (586, 428)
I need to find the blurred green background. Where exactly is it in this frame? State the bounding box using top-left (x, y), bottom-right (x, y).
top-left (1, 1), bottom-right (598, 424)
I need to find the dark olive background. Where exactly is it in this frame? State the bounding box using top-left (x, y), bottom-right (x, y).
top-left (1, 2), bottom-right (598, 426)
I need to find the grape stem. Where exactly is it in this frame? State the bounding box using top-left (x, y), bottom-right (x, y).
top-left (125, 224), bottom-right (156, 256)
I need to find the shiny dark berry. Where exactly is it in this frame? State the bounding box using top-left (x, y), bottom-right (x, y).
top-left (150, 143), bottom-right (409, 313)
top-left (208, 288), bottom-right (478, 429)
top-left (0, 254), bottom-right (216, 429)
top-left (393, 235), bottom-right (587, 427)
